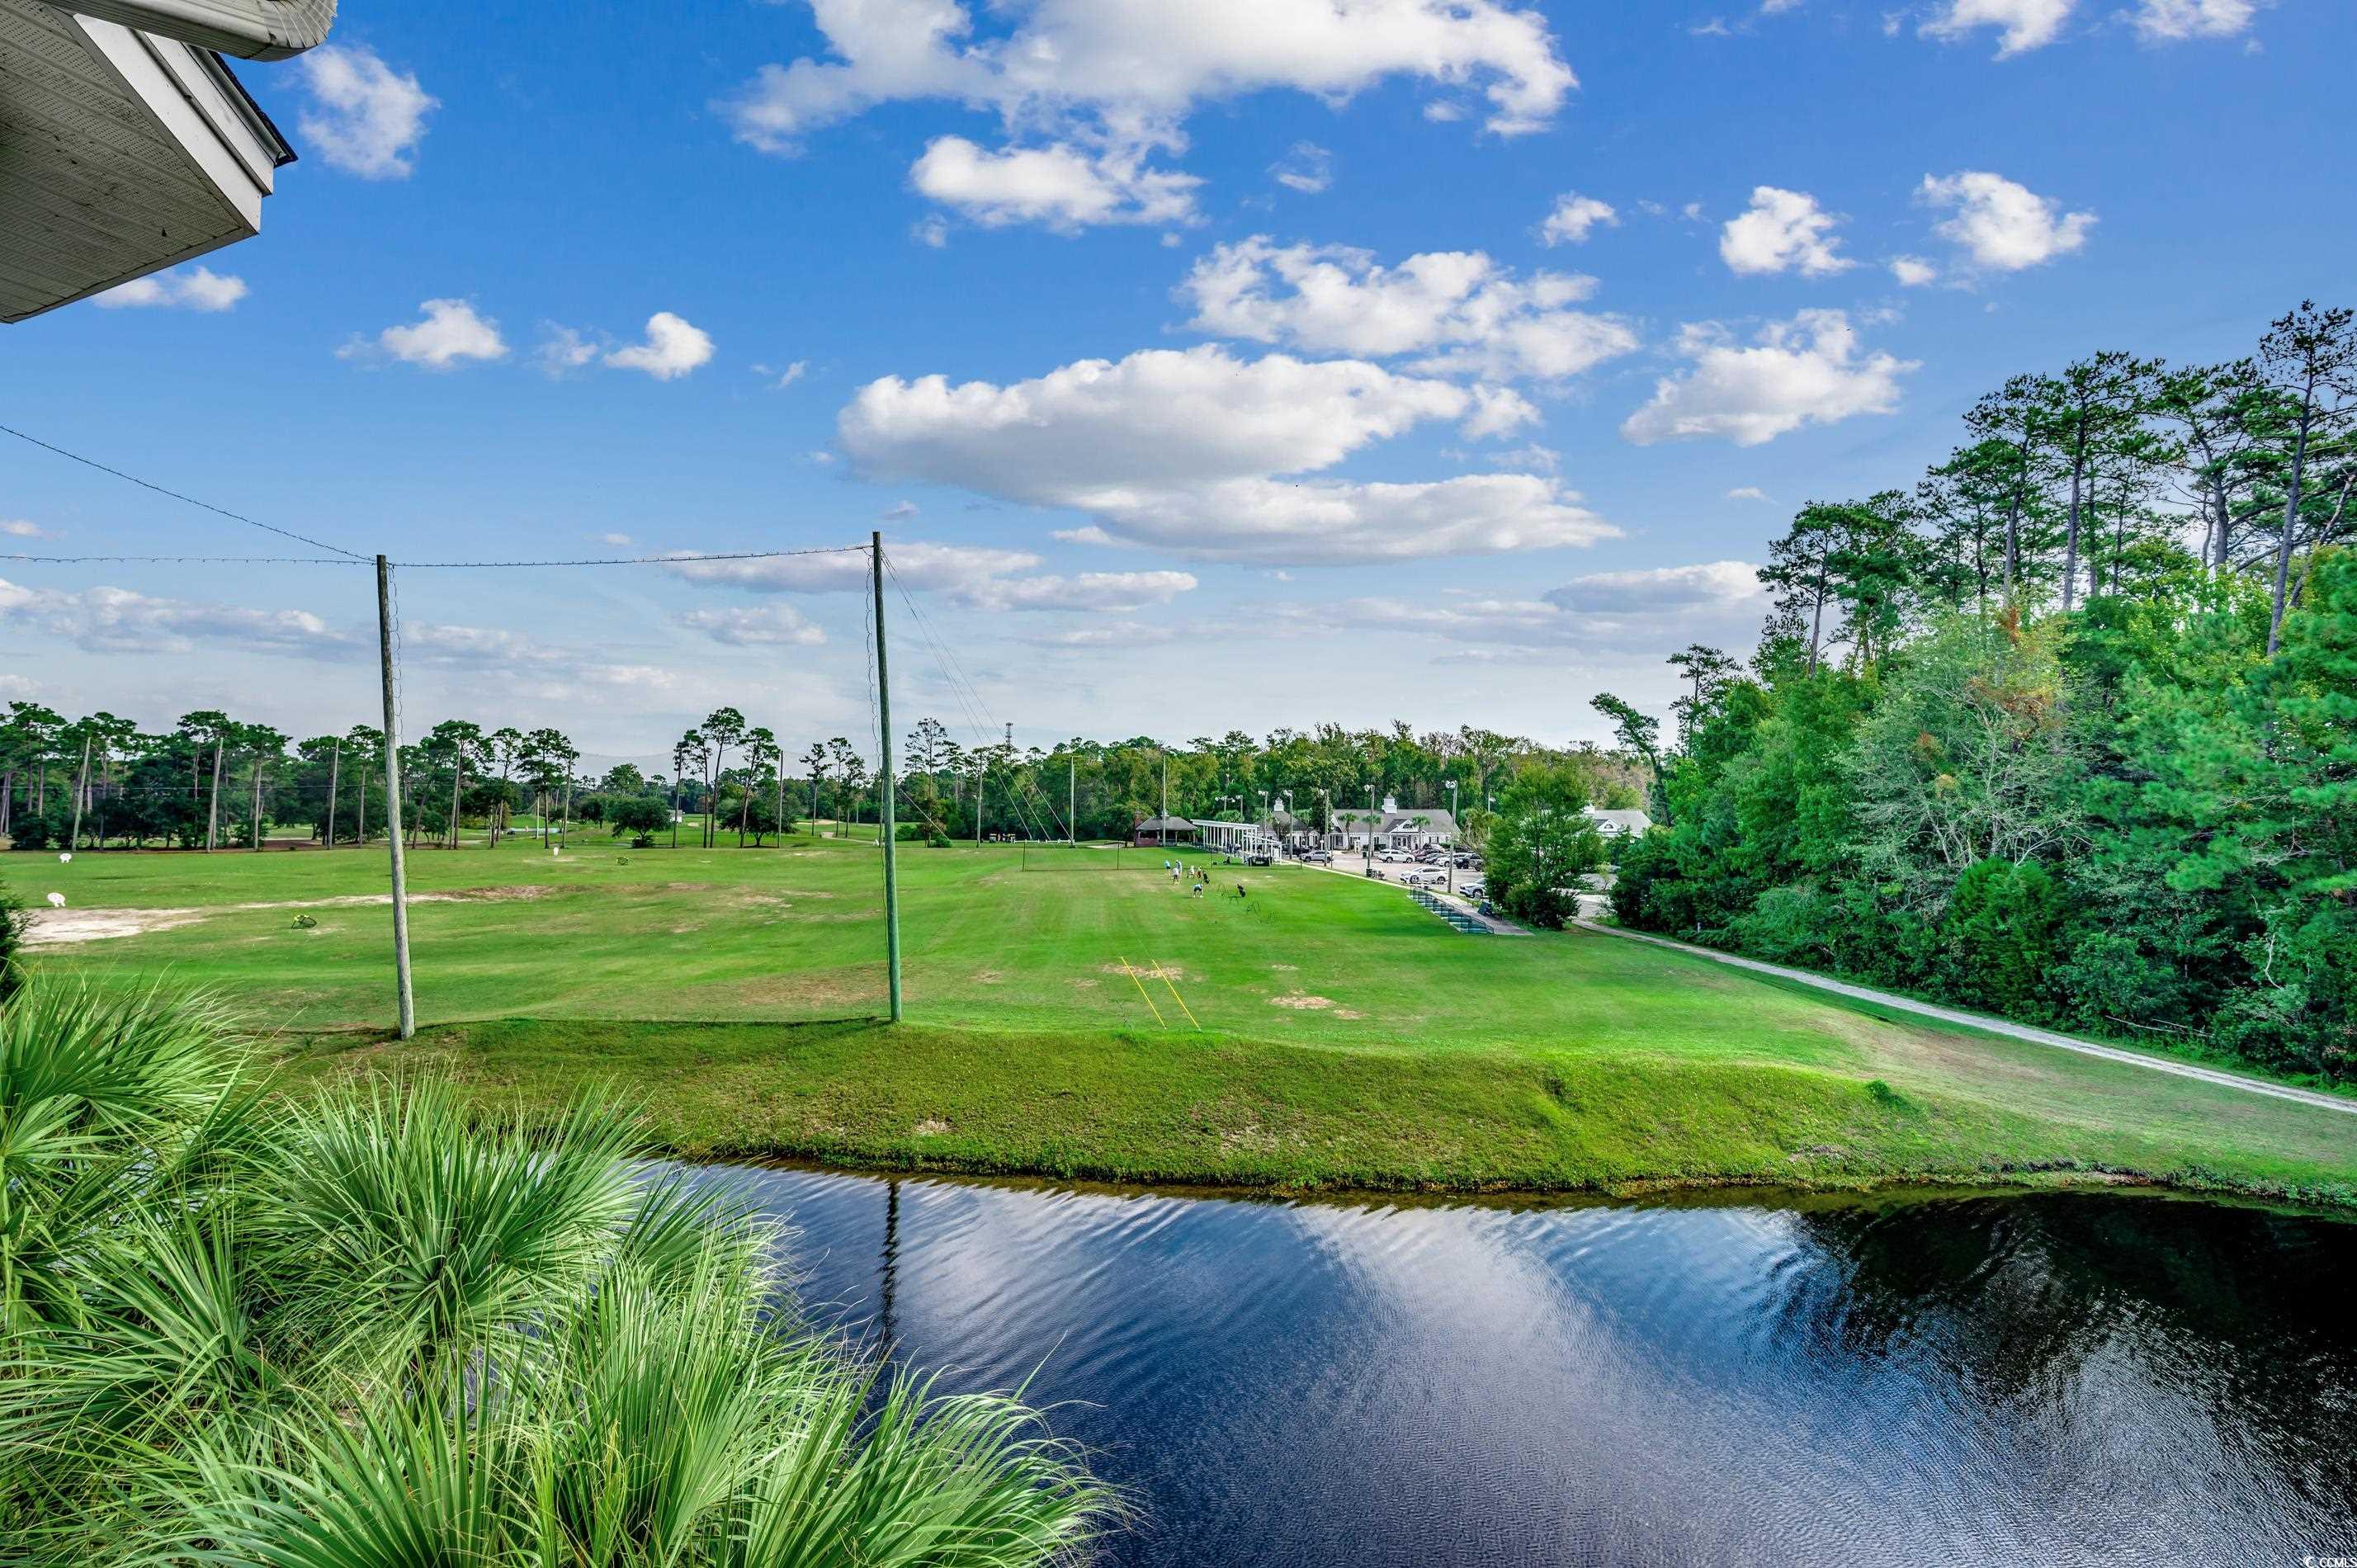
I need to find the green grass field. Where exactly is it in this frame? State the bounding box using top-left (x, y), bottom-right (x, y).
top-left (17, 834), bottom-right (2357, 1205)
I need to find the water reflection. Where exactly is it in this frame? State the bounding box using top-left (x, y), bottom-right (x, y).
top-left (685, 1165), bottom-right (2357, 1568)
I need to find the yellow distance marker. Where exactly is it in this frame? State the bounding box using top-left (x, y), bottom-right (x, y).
top-left (1118, 956), bottom-right (1167, 1028)
top-left (1158, 963), bottom-right (1202, 1032)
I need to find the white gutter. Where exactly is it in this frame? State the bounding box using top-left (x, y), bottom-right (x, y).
top-left (64, 0), bottom-right (335, 59)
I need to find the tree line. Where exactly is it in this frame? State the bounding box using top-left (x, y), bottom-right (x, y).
top-left (1, 698), bottom-right (1650, 858)
top-left (1595, 301), bottom-right (2356, 1084)
top-left (890, 718), bottom-right (1644, 847)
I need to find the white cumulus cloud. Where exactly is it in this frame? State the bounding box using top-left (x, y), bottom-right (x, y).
top-left (1920, 0), bottom-right (2075, 56)
top-left (1719, 187), bottom-right (1853, 276)
top-left (1889, 255), bottom-right (1939, 286)
top-left (1620, 309), bottom-right (1916, 447)
top-left (296, 44), bottom-right (437, 178)
top-left (341, 299), bottom-right (508, 370)
top-left (2132, 0), bottom-right (2257, 40)
top-left (1178, 238), bottom-right (1639, 383)
top-left (1919, 170), bottom-right (2095, 270)
top-left (95, 266), bottom-right (247, 311)
top-left (0, 579), bottom-right (348, 654)
top-left (838, 344), bottom-right (1613, 563)
top-left (1537, 192), bottom-right (1618, 247)
top-left (718, 0), bottom-right (1574, 229)
top-left (680, 604), bottom-right (829, 646)
top-left (605, 312), bottom-right (716, 380)
top-left (909, 136), bottom-right (1202, 229)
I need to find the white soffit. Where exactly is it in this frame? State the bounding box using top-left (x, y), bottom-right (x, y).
top-left (1, 0), bottom-right (290, 323)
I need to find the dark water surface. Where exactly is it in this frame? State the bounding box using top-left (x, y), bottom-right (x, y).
top-left (683, 1164), bottom-right (2357, 1567)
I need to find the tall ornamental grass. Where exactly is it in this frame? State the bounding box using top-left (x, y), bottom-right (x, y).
top-left (0, 979), bottom-right (1115, 1565)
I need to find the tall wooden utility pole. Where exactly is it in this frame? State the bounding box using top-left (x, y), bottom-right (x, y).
top-left (871, 532), bottom-right (903, 1023)
top-left (375, 555), bottom-right (415, 1039)
top-left (1069, 757), bottom-right (1075, 845)
top-left (67, 736), bottom-right (89, 852)
top-left (205, 738), bottom-right (223, 851)
top-left (324, 738), bottom-right (341, 850)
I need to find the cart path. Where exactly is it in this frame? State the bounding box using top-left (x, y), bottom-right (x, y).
top-left (1575, 919), bottom-right (2357, 1117)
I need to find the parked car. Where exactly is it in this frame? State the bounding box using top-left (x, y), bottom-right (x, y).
top-left (1458, 881), bottom-right (1485, 900)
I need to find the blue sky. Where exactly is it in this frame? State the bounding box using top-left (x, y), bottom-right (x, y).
top-left (6, 0), bottom-right (2351, 767)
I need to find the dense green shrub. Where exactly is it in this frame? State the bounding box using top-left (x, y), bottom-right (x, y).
top-left (1940, 859), bottom-right (2063, 1018)
top-left (3, 804), bottom-right (66, 852)
top-left (0, 978), bottom-right (1116, 1562)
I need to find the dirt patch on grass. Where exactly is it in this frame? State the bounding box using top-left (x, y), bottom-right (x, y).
top-left (26, 884), bottom-right (559, 946)
top-left (237, 887), bottom-right (555, 914)
top-left (1069, 979), bottom-right (1099, 989)
top-left (717, 970), bottom-right (889, 1012)
top-left (1218, 1122), bottom-right (1281, 1155)
top-left (1270, 963), bottom-right (1297, 971)
top-left (23, 907), bottom-right (205, 945)
top-left (1268, 994), bottom-right (1336, 1010)
top-left (914, 1117), bottom-right (951, 1137)
top-left (1103, 962), bottom-right (1187, 980)
top-left (973, 971), bottom-right (1005, 985)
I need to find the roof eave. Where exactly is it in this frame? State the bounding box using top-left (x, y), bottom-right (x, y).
top-left (196, 48), bottom-right (295, 165)
top-left (61, 0), bottom-right (335, 60)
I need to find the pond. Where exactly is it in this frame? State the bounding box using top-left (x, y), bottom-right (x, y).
top-left (684, 1164), bottom-right (2357, 1567)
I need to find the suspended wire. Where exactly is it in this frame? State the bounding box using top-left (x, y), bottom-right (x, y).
top-left (862, 551), bottom-right (883, 835)
top-left (884, 561), bottom-right (1030, 836)
top-left (883, 565), bottom-right (1010, 805)
top-left (883, 555), bottom-right (1069, 843)
top-left (0, 417), bottom-right (868, 569)
top-left (1, 552), bottom-right (362, 566)
top-left (391, 545), bottom-right (870, 569)
top-left (0, 420), bottom-right (368, 560)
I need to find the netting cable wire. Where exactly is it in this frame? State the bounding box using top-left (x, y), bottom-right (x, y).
top-left (911, 579), bottom-right (1070, 844)
top-left (904, 576), bottom-right (1075, 844)
top-left (882, 561), bottom-right (1036, 837)
top-left (2, 552), bottom-right (362, 566)
top-left (862, 551), bottom-right (885, 841)
top-left (1, 420), bottom-right (368, 560)
top-left (881, 563), bottom-right (1017, 822)
top-left (391, 545), bottom-right (871, 569)
top-left (881, 555), bottom-right (1069, 843)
